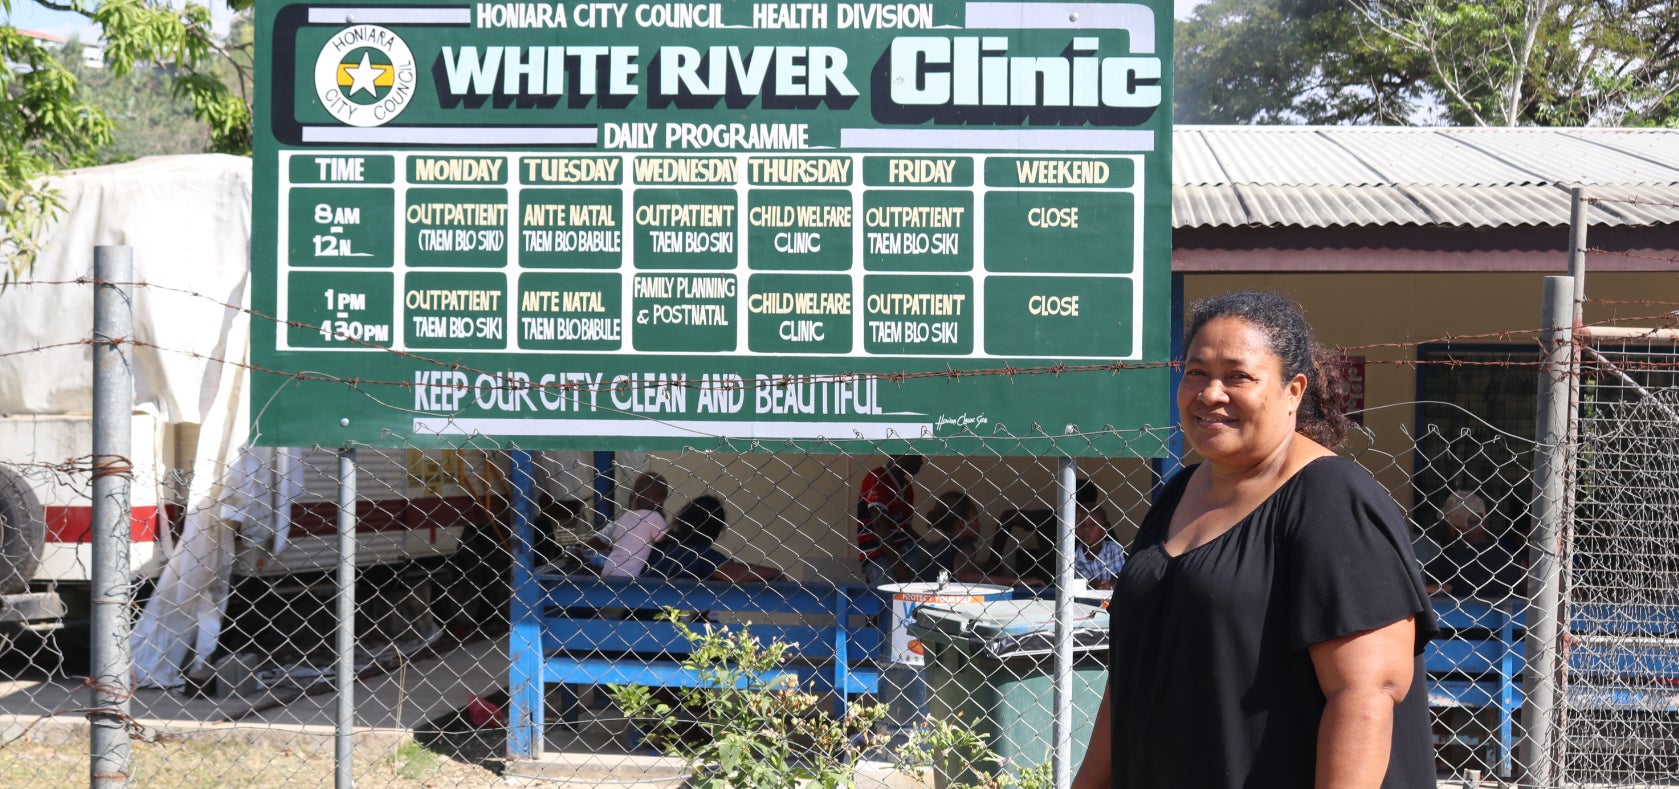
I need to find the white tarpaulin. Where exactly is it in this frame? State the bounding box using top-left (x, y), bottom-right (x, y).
top-left (0, 154), bottom-right (263, 687)
top-left (0, 155), bottom-right (253, 424)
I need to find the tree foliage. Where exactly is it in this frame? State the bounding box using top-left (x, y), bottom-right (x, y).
top-left (1175, 0), bottom-right (1679, 126)
top-left (1359, 0), bottom-right (1679, 126)
top-left (1, 0), bottom-right (254, 282)
top-left (1175, 0), bottom-right (1430, 123)
top-left (63, 40), bottom-right (209, 160)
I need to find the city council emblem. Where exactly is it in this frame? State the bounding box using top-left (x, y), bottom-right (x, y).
top-left (313, 25), bottom-right (416, 127)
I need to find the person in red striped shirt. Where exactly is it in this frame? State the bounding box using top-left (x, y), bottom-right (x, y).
top-left (854, 454), bottom-right (923, 586)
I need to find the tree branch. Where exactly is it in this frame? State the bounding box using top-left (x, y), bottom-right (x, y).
top-left (31, 0), bottom-right (91, 15)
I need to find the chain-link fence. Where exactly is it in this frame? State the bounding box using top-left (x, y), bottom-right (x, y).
top-left (1566, 330), bottom-right (1679, 787)
top-left (0, 416), bottom-right (1533, 787)
top-left (7, 258), bottom-right (1679, 786)
top-left (7, 370), bottom-right (1674, 789)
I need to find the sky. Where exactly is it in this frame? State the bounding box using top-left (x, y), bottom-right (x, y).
top-left (4, 0), bottom-right (1206, 43)
top-left (3, 0), bottom-right (237, 41)
top-left (2, 1), bottom-right (100, 41)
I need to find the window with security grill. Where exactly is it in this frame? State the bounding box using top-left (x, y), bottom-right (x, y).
top-left (1412, 345), bottom-right (1539, 555)
top-left (1575, 339), bottom-right (1679, 608)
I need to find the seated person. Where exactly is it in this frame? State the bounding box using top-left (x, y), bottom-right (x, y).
top-left (1424, 490), bottom-right (1522, 600)
top-left (1075, 477), bottom-right (1102, 511)
top-left (903, 491), bottom-right (1045, 588)
top-left (1073, 506), bottom-right (1126, 590)
top-left (594, 472), bottom-right (670, 578)
top-left (645, 495), bottom-right (786, 583)
top-left (996, 477), bottom-right (1106, 581)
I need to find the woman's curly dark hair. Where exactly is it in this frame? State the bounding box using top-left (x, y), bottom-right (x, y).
top-left (1184, 291), bottom-right (1351, 449)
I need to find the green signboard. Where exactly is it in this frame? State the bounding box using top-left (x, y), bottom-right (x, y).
top-left (252, 0), bottom-right (1173, 455)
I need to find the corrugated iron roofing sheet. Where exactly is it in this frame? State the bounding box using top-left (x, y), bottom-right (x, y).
top-left (1399, 185), bottom-right (1573, 228)
top-left (1319, 128), bottom-right (1547, 186)
top-left (1171, 184), bottom-right (1563, 228)
top-left (1195, 128), bottom-right (1383, 186)
top-left (1250, 185), bottom-right (1433, 227)
top-left (1171, 127), bottom-right (1679, 228)
top-left (1446, 128), bottom-right (1679, 186)
top-left (1564, 130), bottom-right (1679, 173)
top-left (1580, 186), bottom-right (1679, 226)
top-left (1172, 184), bottom-right (1249, 228)
top-left (1173, 129), bottom-right (1229, 186)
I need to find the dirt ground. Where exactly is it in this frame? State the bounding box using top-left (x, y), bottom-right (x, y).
top-left (0, 737), bottom-right (508, 788)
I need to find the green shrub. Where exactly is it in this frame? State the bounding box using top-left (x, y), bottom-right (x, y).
top-left (606, 610), bottom-right (1048, 789)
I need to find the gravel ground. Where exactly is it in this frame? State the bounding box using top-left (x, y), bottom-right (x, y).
top-left (0, 737), bottom-right (509, 788)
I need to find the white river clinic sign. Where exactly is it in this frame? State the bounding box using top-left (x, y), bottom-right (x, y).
top-left (251, 0), bottom-right (1174, 456)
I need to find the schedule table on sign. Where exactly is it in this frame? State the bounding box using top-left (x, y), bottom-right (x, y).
top-left (278, 151), bottom-right (1144, 361)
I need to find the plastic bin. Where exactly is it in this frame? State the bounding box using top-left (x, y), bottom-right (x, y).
top-left (874, 582), bottom-right (1012, 746)
top-left (908, 599), bottom-right (1110, 786)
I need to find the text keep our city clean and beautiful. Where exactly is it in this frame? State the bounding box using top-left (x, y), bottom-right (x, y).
top-left (411, 368), bottom-right (892, 416)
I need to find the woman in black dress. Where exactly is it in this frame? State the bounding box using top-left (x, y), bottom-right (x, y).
top-left (1072, 291), bottom-right (1436, 789)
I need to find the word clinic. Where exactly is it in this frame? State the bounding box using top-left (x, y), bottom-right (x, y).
top-left (435, 37), bottom-right (1161, 109)
top-left (891, 37), bottom-right (1160, 108)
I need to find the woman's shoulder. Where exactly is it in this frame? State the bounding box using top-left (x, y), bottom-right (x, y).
top-left (1289, 454), bottom-right (1384, 494)
top-left (1283, 456), bottom-right (1407, 528)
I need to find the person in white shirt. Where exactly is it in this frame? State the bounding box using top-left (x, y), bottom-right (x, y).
top-left (598, 472), bottom-right (670, 578)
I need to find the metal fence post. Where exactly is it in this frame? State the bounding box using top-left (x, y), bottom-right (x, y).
top-left (336, 448), bottom-right (357, 789)
top-left (1521, 275), bottom-right (1573, 788)
top-left (508, 450), bottom-right (542, 759)
top-left (90, 246), bottom-right (134, 788)
top-left (1052, 457), bottom-right (1077, 789)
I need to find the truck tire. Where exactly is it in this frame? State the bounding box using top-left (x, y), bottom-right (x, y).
top-left (0, 467), bottom-right (45, 595)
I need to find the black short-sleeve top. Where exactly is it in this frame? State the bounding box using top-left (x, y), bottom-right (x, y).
top-left (1107, 456), bottom-right (1438, 789)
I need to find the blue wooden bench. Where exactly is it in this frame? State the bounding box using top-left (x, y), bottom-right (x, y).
top-left (1425, 598), bottom-right (1525, 778)
top-left (1566, 603), bottom-right (1679, 710)
top-left (1424, 598), bottom-right (1679, 778)
top-left (508, 572), bottom-right (884, 757)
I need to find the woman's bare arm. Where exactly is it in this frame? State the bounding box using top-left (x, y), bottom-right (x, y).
top-left (1070, 684), bottom-right (1113, 789)
top-left (1308, 616), bottom-right (1417, 789)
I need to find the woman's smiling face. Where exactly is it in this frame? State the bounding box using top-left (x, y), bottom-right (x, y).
top-left (1178, 316), bottom-right (1308, 467)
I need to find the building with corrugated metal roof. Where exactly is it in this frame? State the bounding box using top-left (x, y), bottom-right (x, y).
top-left (1172, 125), bottom-right (1679, 527)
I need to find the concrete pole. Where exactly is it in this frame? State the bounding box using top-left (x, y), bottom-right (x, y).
top-left (90, 246), bottom-right (134, 788)
top-left (336, 449), bottom-right (357, 789)
top-left (1052, 457), bottom-right (1077, 789)
top-left (1568, 188), bottom-right (1587, 326)
top-left (1520, 276), bottom-right (1573, 788)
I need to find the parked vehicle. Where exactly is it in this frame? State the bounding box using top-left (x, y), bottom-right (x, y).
top-left (0, 156), bottom-right (484, 671)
